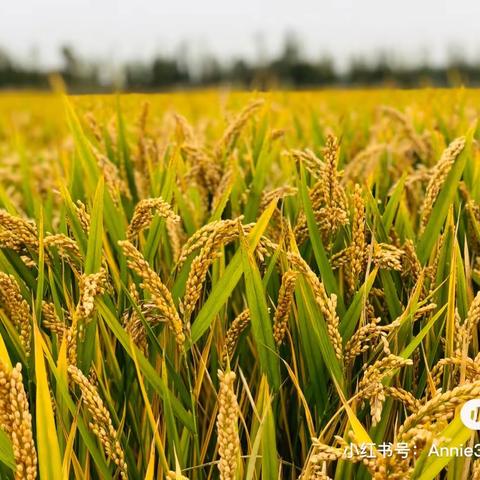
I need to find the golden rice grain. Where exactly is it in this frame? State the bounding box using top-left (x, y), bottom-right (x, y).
top-left (76, 268), bottom-right (108, 320)
top-left (346, 184), bottom-right (366, 294)
top-left (44, 233), bottom-right (81, 262)
top-left (68, 365), bottom-right (127, 479)
top-left (420, 136), bottom-right (466, 230)
top-left (0, 361), bottom-right (38, 480)
top-left (399, 380), bottom-right (480, 442)
top-left (119, 240), bottom-right (186, 347)
top-left (223, 309), bottom-right (250, 362)
top-left (0, 272), bottom-right (32, 355)
top-left (372, 242), bottom-right (404, 271)
top-left (290, 148), bottom-right (325, 178)
top-left (182, 218), bottom-right (243, 317)
top-left (216, 370), bottom-right (240, 480)
top-left (215, 99), bottom-right (264, 158)
top-left (358, 354), bottom-right (413, 426)
top-left (287, 252), bottom-right (343, 360)
top-left (0, 209), bottom-right (38, 252)
top-left (127, 197), bottom-right (180, 240)
top-left (72, 200), bottom-right (91, 233)
top-left (273, 270), bottom-right (298, 345)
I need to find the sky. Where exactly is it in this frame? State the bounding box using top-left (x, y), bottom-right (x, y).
top-left (1, 0), bottom-right (480, 69)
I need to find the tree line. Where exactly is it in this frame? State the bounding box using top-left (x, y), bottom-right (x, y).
top-left (1, 38), bottom-right (479, 91)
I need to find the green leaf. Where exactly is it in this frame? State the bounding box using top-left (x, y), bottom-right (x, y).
top-left (64, 96), bottom-right (99, 194)
top-left (382, 172), bottom-right (406, 233)
top-left (143, 150), bottom-right (178, 263)
top-left (240, 231), bottom-right (280, 391)
top-left (399, 305), bottom-right (447, 360)
top-left (296, 276), bottom-right (346, 394)
top-left (85, 178), bottom-right (105, 274)
top-left (340, 267), bottom-right (378, 339)
top-left (258, 378), bottom-right (279, 478)
top-left (116, 96), bottom-right (138, 201)
top-left (42, 341), bottom-right (113, 479)
top-left (244, 140), bottom-right (274, 222)
top-left (0, 429), bottom-right (15, 471)
top-left (96, 301), bottom-right (195, 431)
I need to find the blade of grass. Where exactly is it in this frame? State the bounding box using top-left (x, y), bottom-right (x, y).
top-left (240, 230), bottom-right (280, 390)
top-left (0, 430), bottom-right (14, 471)
top-left (34, 322), bottom-right (63, 479)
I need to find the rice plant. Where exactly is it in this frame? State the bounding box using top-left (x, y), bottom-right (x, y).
top-left (0, 89), bottom-right (480, 479)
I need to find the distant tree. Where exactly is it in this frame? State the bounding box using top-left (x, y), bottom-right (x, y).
top-left (151, 57), bottom-right (188, 87)
top-left (0, 48), bottom-right (12, 69)
top-left (3, 35), bottom-right (480, 91)
top-left (125, 62), bottom-right (152, 89)
top-left (227, 59), bottom-right (254, 86)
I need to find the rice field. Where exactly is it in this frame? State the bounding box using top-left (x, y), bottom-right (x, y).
top-left (1, 89), bottom-right (480, 479)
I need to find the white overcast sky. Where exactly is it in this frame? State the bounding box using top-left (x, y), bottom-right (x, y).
top-left (1, 0), bottom-right (480, 69)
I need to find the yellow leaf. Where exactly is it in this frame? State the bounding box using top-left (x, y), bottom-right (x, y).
top-left (34, 322), bottom-right (63, 479)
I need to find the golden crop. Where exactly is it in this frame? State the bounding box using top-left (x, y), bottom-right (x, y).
top-left (0, 89), bottom-right (480, 479)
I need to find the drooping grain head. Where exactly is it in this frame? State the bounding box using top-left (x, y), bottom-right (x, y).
top-left (216, 370), bottom-right (240, 480)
